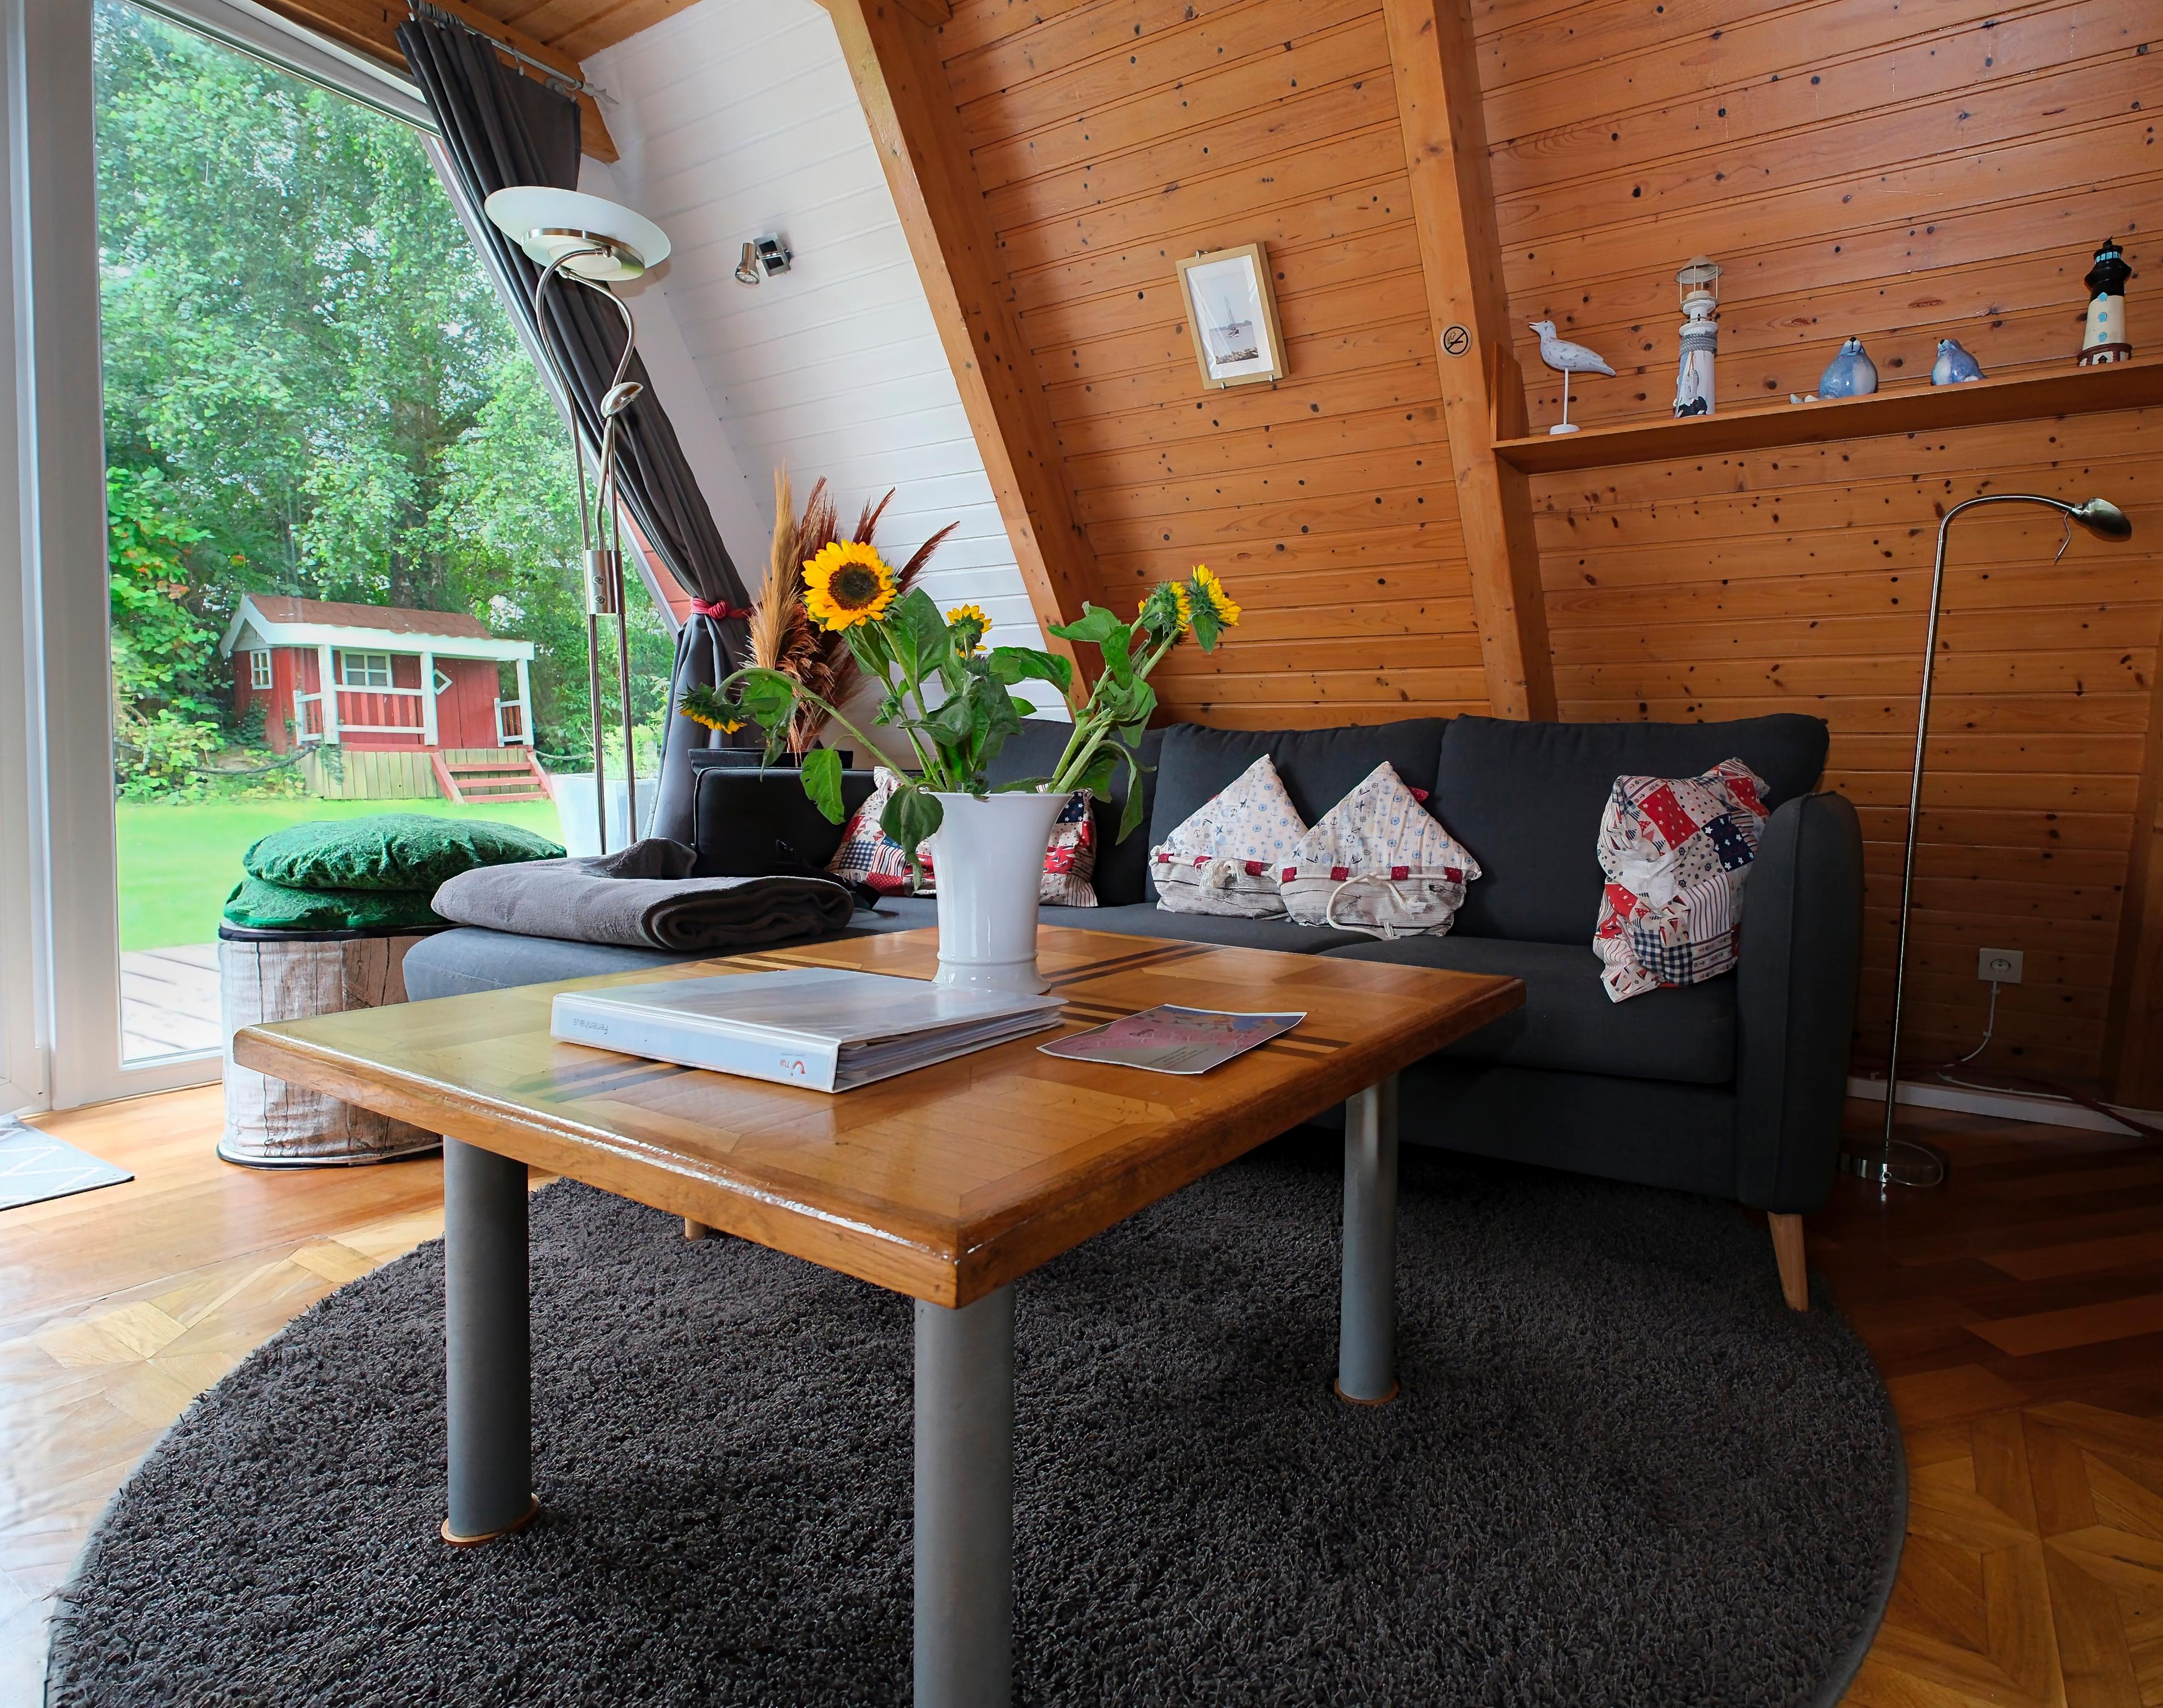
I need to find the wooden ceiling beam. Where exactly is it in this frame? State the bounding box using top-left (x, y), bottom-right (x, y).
top-left (818, 0), bottom-right (1098, 697)
top-left (251, 0), bottom-right (618, 162)
top-left (1381, 0), bottom-right (1554, 720)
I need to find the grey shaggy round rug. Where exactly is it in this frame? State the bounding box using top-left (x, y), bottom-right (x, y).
top-left (47, 1135), bottom-right (1901, 1707)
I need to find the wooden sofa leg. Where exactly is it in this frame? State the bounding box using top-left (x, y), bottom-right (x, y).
top-left (1769, 1214), bottom-right (1808, 1312)
top-left (684, 1218), bottom-right (713, 1240)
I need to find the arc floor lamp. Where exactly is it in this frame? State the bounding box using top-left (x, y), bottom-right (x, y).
top-left (482, 186), bottom-right (671, 854)
top-left (1839, 491), bottom-right (2134, 1190)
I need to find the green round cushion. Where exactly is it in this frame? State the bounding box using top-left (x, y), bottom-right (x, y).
top-left (222, 875), bottom-right (448, 934)
top-left (243, 813), bottom-right (564, 893)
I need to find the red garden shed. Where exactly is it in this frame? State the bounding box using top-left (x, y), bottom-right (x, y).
top-left (219, 595), bottom-right (546, 802)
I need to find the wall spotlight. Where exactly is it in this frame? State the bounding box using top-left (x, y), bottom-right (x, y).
top-left (734, 235), bottom-right (793, 285)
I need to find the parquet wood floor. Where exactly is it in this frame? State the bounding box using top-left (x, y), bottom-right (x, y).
top-left (0, 1090), bottom-right (2155, 1705)
top-left (1811, 1108), bottom-right (2163, 1708)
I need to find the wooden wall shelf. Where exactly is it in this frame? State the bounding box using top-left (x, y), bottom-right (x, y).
top-left (1492, 355), bottom-right (2163, 475)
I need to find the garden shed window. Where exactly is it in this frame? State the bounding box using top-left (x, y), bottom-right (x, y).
top-left (338, 652), bottom-right (392, 689)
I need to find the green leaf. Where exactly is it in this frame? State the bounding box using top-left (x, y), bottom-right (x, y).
top-left (968, 673), bottom-right (1023, 773)
top-left (1071, 750), bottom-right (1116, 799)
top-left (882, 779), bottom-right (944, 886)
top-left (736, 669), bottom-right (799, 729)
top-left (922, 691), bottom-right (978, 748)
top-left (893, 588), bottom-right (949, 669)
top-left (1097, 620), bottom-right (1134, 686)
top-left (799, 746), bottom-right (844, 823)
top-left (1189, 600), bottom-right (1223, 653)
top-left (845, 623), bottom-right (888, 683)
top-left (987, 646), bottom-right (1073, 695)
top-left (1114, 743), bottom-right (1150, 842)
top-left (1047, 604), bottom-right (1126, 645)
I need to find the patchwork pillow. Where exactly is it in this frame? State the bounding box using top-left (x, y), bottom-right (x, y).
top-left (825, 768), bottom-right (922, 895)
top-left (1149, 754), bottom-right (1308, 917)
top-left (1280, 763), bottom-right (1482, 939)
top-left (1593, 759), bottom-right (1770, 1002)
top-left (824, 768), bottom-right (1100, 906)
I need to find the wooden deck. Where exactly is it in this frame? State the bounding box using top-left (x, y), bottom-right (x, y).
top-left (119, 947), bottom-right (221, 1063)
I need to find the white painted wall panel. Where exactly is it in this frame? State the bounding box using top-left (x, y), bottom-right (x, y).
top-left (585, 0), bottom-right (1062, 719)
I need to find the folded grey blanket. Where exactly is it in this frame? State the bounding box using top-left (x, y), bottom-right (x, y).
top-left (431, 838), bottom-right (855, 952)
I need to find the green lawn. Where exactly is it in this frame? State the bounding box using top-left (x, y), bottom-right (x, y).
top-left (118, 795), bottom-right (568, 952)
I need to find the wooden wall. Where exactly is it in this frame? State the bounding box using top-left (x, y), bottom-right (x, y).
top-left (873, 0), bottom-right (2158, 1092)
top-left (937, 0), bottom-right (1491, 728)
top-left (1480, 0), bottom-right (2160, 1085)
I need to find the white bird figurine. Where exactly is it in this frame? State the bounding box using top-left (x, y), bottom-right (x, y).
top-left (1530, 320), bottom-right (1615, 435)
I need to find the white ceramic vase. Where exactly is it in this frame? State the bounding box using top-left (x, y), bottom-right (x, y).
top-left (928, 789), bottom-right (1064, 994)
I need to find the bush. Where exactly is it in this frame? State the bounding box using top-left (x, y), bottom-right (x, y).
top-left (114, 707), bottom-right (224, 800)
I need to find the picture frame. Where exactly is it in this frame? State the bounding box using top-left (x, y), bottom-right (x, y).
top-left (1175, 243), bottom-right (1288, 389)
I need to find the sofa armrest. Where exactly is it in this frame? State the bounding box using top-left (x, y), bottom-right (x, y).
top-left (689, 766), bottom-right (878, 877)
top-left (1733, 791), bottom-right (1864, 1214)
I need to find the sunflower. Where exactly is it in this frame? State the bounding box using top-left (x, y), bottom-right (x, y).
top-left (677, 683), bottom-right (745, 734)
top-left (1189, 564), bottom-right (1240, 627)
top-left (802, 539), bottom-right (898, 630)
top-left (946, 603), bottom-right (991, 653)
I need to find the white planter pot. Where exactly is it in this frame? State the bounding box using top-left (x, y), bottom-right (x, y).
top-left (928, 789), bottom-right (1065, 994)
top-left (553, 774), bottom-right (658, 857)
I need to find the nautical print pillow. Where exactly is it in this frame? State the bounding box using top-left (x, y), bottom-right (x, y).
top-left (1038, 788), bottom-right (1100, 907)
top-left (1150, 753), bottom-right (1308, 917)
top-left (1280, 762), bottom-right (1481, 938)
top-left (825, 768), bottom-right (1100, 905)
top-left (1592, 759), bottom-right (1770, 1002)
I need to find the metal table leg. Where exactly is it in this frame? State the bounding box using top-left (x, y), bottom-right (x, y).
top-left (441, 1137), bottom-right (537, 1545)
top-left (915, 1286), bottom-right (1014, 1708)
top-left (1337, 1074), bottom-right (1400, 1405)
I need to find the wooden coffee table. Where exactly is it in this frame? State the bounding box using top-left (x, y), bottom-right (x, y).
top-left (235, 926), bottom-right (1519, 1706)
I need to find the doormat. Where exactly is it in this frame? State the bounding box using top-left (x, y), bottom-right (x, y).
top-left (0, 1117), bottom-right (134, 1212)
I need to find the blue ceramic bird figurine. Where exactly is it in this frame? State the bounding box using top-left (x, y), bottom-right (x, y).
top-left (1819, 337), bottom-right (1878, 398)
top-left (1931, 338), bottom-right (1984, 385)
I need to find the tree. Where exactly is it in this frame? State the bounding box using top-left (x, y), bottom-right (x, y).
top-left (94, 0), bottom-right (672, 768)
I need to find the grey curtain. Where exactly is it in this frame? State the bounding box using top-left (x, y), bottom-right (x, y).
top-left (397, 14), bottom-right (753, 844)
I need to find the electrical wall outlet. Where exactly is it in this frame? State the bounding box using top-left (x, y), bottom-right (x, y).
top-left (1978, 947), bottom-right (2024, 984)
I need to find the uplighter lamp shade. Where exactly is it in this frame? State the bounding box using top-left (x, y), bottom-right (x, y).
top-left (482, 186), bottom-right (670, 282)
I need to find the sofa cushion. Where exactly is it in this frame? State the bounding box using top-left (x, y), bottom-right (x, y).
top-left (1434, 714), bottom-right (1828, 944)
top-left (1080, 903), bottom-right (1368, 953)
top-left (1145, 719), bottom-right (1452, 899)
top-left (1319, 934), bottom-right (1736, 1085)
top-left (984, 718), bottom-right (1162, 908)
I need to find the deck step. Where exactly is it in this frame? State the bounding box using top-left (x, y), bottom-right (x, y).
top-left (432, 748), bottom-right (553, 807)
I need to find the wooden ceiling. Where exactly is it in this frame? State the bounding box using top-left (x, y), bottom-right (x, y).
top-left (253, 0), bottom-right (727, 162)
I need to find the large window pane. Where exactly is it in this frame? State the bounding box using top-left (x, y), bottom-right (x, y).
top-left (94, 0), bottom-right (673, 1063)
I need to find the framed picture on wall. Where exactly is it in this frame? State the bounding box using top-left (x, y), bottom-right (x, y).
top-left (1176, 243), bottom-right (1288, 389)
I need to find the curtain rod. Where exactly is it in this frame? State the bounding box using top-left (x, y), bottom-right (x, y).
top-left (407, 1), bottom-right (607, 102)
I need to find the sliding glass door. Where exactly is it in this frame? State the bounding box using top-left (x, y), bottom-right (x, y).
top-left (10, 0), bottom-right (670, 1105)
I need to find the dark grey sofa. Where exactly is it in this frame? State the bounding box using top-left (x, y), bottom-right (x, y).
top-left (405, 713), bottom-right (1862, 1306)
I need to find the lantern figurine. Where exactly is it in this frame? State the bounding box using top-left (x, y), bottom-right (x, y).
top-left (2078, 238), bottom-right (2131, 366)
top-left (1672, 255), bottom-right (1721, 418)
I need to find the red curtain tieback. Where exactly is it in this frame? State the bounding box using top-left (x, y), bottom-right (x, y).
top-left (690, 597), bottom-right (754, 622)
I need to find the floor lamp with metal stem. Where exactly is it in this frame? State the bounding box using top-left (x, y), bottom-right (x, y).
top-left (480, 187), bottom-right (673, 855)
top-left (1837, 492), bottom-right (2134, 1190)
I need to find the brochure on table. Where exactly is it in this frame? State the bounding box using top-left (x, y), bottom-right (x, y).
top-left (1039, 1005), bottom-right (1306, 1075)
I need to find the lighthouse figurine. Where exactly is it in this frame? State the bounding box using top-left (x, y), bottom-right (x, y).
top-left (1672, 255), bottom-right (1721, 418)
top-left (2079, 238), bottom-right (2131, 365)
